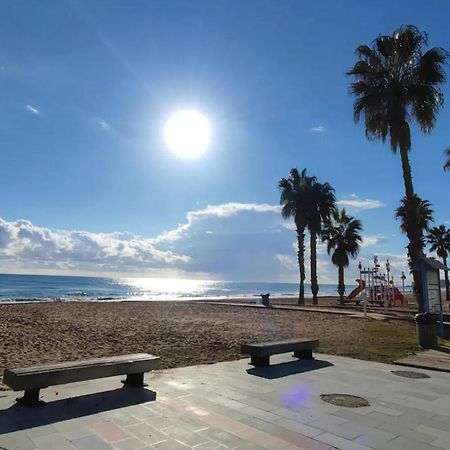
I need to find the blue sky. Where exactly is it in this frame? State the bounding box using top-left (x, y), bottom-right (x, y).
top-left (0, 0), bottom-right (448, 284)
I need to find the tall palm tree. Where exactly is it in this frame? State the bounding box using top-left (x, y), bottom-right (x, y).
top-left (427, 225), bottom-right (450, 301)
top-left (305, 180), bottom-right (336, 305)
top-left (395, 195), bottom-right (433, 253)
top-left (279, 168), bottom-right (310, 305)
top-left (444, 148), bottom-right (450, 171)
top-left (347, 25), bottom-right (448, 312)
top-left (322, 209), bottom-right (363, 305)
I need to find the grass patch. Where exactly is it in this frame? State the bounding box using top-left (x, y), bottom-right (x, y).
top-left (318, 319), bottom-right (421, 364)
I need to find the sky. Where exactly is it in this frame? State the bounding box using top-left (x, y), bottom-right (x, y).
top-left (0, 0), bottom-right (449, 284)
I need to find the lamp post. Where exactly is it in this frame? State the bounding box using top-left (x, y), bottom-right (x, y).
top-left (358, 261), bottom-right (368, 317)
top-left (358, 261), bottom-right (362, 296)
top-left (401, 272), bottom-right (406, 300)
top-left (373, 256), bottom-right (379, 303)
top-left (385, 260), bottom-right (391, 313)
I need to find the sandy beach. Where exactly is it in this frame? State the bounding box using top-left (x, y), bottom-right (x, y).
top-left (0, 299), bottom-right (420, 389)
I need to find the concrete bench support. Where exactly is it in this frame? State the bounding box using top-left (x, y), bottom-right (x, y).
top-left (3, 353), bottom-right (160, 407)
top-left (242, 338), bottom-right (319, 367)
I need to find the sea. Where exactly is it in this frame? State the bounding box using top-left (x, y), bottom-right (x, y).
top-left (0, 274), bottom-right (341, 303)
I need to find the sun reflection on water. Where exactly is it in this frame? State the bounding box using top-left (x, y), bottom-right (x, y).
top-left (117, 277), bottom-right (216, 300)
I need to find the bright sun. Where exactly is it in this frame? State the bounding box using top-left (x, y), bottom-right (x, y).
top-left (164, 109), bottom-right (211, 158)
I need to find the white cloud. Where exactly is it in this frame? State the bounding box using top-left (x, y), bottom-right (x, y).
top-left (25, 104), bottom-right (39, 115)
top-left (311, 125), bottom-right (325, 133)
top-left (336, 194), bottom-right (385, 212)
top-left (97, 118), bottom-right (111, 131)
top-left (0, 218), bottom-right (189, 275)
top-left (361, 235), bottom-right (386, 247)
top-left (154, 203), bottom-right (281, 243)
top-left (274, 253), bottom-right (296, 269)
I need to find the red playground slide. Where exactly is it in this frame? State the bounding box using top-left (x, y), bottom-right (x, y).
top-left (391, 287), bottom-right (404, 304)
top-left (347, 279), bottom-right (366, 300)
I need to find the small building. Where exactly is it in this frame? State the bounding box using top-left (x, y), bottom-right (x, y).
top-left (420, 257), bottom-right (449, 337)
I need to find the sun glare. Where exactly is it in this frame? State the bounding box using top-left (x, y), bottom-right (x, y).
top-left (164, 109), bottom-right (211, 158)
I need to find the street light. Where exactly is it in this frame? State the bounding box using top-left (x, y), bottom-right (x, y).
top-left (385, 260), bottom-right (391, 312)
top-left (401, 271), bottom-right (406, 300)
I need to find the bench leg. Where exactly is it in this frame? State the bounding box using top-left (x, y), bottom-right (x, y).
top-left (294, 349), bottom-right (314, 359)
top-left (250, 355), bottom-right (270, 367)
top-left (17, 389), bottom-right (41, 407)
top-left (123, 372), bottom-right (145, 387)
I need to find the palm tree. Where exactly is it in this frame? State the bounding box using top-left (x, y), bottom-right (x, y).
top-left (279, 168), bottom-right (310, 305)
top-left (395, 195), bottom-right (433, 253)
top-left (444, 148), bottom-right (450, 171)
top-left (347, 25), bottom-right (448, 312)
top-left (427, 225), bottom-right (450, 301)
top-left (322, 209), bottom-right (363, 305)
top-left (305, 180), bottom-right (336, 305)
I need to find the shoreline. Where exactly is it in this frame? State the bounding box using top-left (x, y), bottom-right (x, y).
top-left (0, 294), bottom-right (341, 304)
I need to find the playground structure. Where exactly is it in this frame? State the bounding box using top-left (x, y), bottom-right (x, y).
top-left (347, 257), bottom-right (405, 313)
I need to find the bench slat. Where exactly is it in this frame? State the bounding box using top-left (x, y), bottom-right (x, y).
top-left (241, 339), bottom-right (319, 357)
top-left (3, 353), bottom-right (160, 391)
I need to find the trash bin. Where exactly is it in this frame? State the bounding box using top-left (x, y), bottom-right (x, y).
top-left (415, 313), bottom-right (438, 349)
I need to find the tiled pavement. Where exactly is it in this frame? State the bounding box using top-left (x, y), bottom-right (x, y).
top-left (1, 353), bottom-right (450, 449)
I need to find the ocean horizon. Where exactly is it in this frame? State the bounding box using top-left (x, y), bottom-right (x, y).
top-left (0, 273), bottom-right (352, 303)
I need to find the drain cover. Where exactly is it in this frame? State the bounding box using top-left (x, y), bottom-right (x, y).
top-left (320, 394), bottom-right (370, 408)
top-left (391, 370), bottom-right (430, 379)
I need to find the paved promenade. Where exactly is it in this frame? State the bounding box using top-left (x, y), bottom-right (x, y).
top-left (1, 353), bottom-right (450, 450)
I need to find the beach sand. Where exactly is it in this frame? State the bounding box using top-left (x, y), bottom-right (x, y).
top-left (0, 299), bottom-right (419, 389)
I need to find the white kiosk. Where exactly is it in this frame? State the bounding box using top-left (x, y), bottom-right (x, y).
top-left (420, 257), bottom-right (449, 338)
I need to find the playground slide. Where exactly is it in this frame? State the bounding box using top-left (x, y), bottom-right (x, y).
top-left (393, 287), bottom-right (404, 302)
top-left (347, 279), bottom-right (366, 300)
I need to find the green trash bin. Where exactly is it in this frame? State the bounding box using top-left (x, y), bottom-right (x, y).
top-left (415, 313), bottom-right (438, 349)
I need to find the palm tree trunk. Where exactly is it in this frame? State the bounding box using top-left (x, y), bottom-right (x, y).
top-left (310, 231), bottom-right (318, 305)
top-left (399, 146), bottom-right (424, 312)
top-left (444, 256), bottom-right (449, 302)
top-left (338, 265), bottom-right (345, 305)
top-left (296, 225), bottom-right (306, 305)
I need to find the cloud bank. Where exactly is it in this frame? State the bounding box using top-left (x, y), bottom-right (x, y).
top-left (0, 201), bottom-right (405, 282)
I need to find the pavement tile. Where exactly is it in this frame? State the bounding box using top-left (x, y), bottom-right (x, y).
top-left (192, 441), bottom-right (227, 449)
top-left (125, 423), bottom-right (169, 445)
top-left (415, 423), bottom-right (450, 448)
top-left (201, 411), bottom-right (248, 434)
top-left (152, 439), bottom-right (189, 449)
top-left (241, 416), bottom-right (331, 450)
top-left (382, 435), bottom-right (441, 450)
top-left (240, 406), bottom-right (281, 423)
top-left (112, 437), bottom-right (148, 450)
top-left (23, 425), bottom-right (57, 439)
top-left (353, 428), bottom-right (397, 449)
top-left (32, 433), bottom-right (78, 450)
top-left (198, 426), bottom-right (255, 448)
top-left (236, 427), bottom-right (291, 450)
top-left (275, 417), bottom-right (323, 438)
top-left (161, 425), bottom-right (210, 447)
top-left (53, 419), bottom-right (95, 440)
top-left (0, 432), bottom-right (37, 450)
top-left (315, 432), bottom-right (375, 450)
top-left (89, 420), bottom-right (130, 442)
top-left (72, 435), bottom-right (114, 450)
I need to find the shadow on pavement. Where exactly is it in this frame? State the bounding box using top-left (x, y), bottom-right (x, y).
top-left (0, 387), bottom-right (156, 434)
top-left (246, 358), bottom-right (333, 379)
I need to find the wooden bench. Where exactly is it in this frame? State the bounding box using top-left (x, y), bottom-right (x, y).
top-left (3, 353), bottom-right (160, 407)
top-left (241, 338), bottom-right (319, 367)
